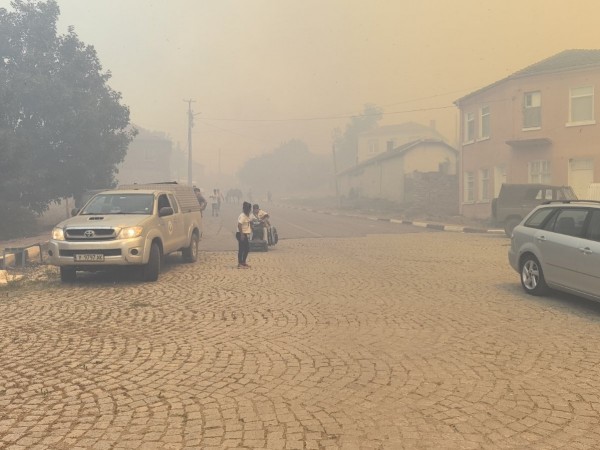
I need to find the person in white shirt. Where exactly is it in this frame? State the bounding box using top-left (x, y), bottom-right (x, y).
top-left (236, 201), bottom-right (252, 268)
top-left (251, 203), bottom-right (270, 241)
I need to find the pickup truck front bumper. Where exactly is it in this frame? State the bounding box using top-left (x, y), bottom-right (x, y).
top-left (47, 237), bottom-right (147, 268)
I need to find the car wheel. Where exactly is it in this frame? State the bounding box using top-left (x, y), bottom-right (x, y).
top-left (520, 254), bottom-right (548, 296)
top-left (60, 267), bottom-right (76, 282)
top-left (182, 232), bottom-right (199, 263)
top-left (141, 243), bottom-right (161, 281)
top-left (504, 217), bottom-right (521, 237)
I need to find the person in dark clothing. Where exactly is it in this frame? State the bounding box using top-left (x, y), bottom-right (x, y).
top-left (236, 201), bottom-right (252, 268)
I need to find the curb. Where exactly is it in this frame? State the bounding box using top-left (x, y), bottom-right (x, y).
top-left (288, 205), bottom-right (505, 235)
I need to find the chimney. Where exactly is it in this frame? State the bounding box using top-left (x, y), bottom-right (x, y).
top-left (386, 140), bottom-right (394, 152)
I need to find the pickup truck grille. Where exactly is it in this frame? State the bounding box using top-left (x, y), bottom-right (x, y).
top-left (65, 227), bottom-right (116, 241)
top-left (59, 249), bottom-right (122, 257)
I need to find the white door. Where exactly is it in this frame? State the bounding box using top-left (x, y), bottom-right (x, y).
top-left (568, 158), bottom-right (594, 199)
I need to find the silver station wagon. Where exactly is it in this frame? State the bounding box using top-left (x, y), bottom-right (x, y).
top-left (508, 200), bottom-right (600, 301)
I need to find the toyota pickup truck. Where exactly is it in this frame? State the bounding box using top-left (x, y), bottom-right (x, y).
top-left (48, 184), bottom-right (203, 282)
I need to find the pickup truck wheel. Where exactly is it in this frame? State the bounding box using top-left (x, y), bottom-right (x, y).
top-left (60, 267), bottom-right (76, 282)
top-left (141, 243), bottom-right (161, 281)
top-left (182, 233), bottom-right (199, 263)
top-left (504, 217), bottom-right (521, 237)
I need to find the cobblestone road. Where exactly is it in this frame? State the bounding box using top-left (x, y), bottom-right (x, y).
top-left (2, 232), bottom-right (600, 449)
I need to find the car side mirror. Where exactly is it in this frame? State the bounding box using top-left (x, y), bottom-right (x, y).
top-left (159, 206), bottom-right (174, 217)
top-left (71, 208), bottom-right (79, 216)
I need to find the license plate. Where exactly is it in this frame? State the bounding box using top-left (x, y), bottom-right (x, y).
top-left (74, 254), bottom-right (105, 262)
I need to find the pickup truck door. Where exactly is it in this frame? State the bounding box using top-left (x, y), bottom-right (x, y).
top-left (157, 194), bottom-right (178, 253)
top-left (167, 194), bottom-right (186, 248)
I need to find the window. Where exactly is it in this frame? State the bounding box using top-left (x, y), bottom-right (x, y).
top-left (479, 168), bottom-right (490, 201)
top-left (525, 208), bottom-right (556, 229)
top-left (464, 172), bottom-right (474, 202)
top-left (479, 106), bottom-right (490, 139)
top-left (157, 194), bottom-right (171, 210)
top-left (167, 194), bottom-right (179, 213)
top-left (569, 86), bottom-right (594, 123)
top-left (528, 160), bottom-right (551, 184)
top-left (546, 209), bottom-right (588, 237)
top-left (464, 112), bottom-right (475, 143)
top-left (586, 210), bottom-right (600, 242)
top-left (523, 91), bottom-right (541, 128)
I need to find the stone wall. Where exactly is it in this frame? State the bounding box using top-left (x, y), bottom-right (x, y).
top-left (403, 171), bottom-right (458, 216)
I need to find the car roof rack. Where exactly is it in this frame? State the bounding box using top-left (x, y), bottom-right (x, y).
top-left (542, 199), bottom-right (600, 205)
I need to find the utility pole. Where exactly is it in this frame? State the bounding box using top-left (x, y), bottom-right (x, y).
top-left (184, 99), bottom-right (196, 186)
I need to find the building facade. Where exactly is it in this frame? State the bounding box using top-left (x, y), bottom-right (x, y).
top-left (337, 137), bottom-right (458, 204)
top-left (456, 49), bottom-right (600, 219)
top-left (117, 128), bottom-right (173, 185)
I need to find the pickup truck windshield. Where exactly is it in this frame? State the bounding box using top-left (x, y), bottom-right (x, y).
top-left (80, 194), bottom-right (154, 215)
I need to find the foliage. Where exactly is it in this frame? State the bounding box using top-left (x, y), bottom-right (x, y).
top-left (333, 104), bottom-right (382, 171)
top-left (0, 200), bottom-right (38, 239)
top-left (0, 0), bottom-right (136, 218)
top-left (237, 139), bottom-right (330, 194)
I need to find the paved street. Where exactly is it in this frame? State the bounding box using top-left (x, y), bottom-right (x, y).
top-left (3, 209), bottom-right (600, 449)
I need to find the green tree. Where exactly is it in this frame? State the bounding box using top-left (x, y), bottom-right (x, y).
top-left (238, 140), bottom-right (330, 194)
top-left (0, 0), bottom-right (135, 219)
top-left (333, 103), bottom-right (382, 171)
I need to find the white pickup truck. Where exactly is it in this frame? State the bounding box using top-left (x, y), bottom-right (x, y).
top-left (48, 183), bottom-right (203, 282)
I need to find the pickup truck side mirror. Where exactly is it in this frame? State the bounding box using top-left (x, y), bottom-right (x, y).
top-left (71, 208), bottom-right (79, 217)
top-left (159, 206), bottom-right (174, 217)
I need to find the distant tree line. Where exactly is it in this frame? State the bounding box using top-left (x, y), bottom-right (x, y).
top-left (237, 140), bottom-right (331, 196)
top-left (236, 105), bottom-right (383, 198)
top-left (0, 0), bottom-right (135, 238)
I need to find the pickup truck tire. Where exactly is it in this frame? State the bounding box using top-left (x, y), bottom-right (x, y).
top-left (60, 267), bottom-right (76, 282)
top-left (182, 233), bottom-right (199, 263)
top-left (141, 243), bottom-right (161, 281)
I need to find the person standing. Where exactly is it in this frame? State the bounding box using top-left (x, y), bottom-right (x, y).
top-left (193, 187), bottom-right (207, 215)
top-left (237, 201), bottom-right (252, 268)
top-left (216, 188), bottom-right (224, 215)
top-left (210, 189), bottom-right (219, 217)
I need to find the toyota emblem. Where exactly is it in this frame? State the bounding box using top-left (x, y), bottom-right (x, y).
top-left (84, 230), bottom-right (95, 238)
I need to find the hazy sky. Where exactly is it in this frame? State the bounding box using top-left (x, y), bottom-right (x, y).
top-left (4, 0), bottom-right (600, 175)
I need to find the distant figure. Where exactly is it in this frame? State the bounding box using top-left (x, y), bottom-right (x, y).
top-left (210, 189), bottom-right (219, 217)
top-left (217, 188), bottom-right (224, 213)
top-left (226, 188), bottom-right (242, 204)
top-left (267, 190), bottom-right (272, 203)
top-left (193, 187), bottom-right (207, 214)
top-left (236, 201), bottom-right (252, 268)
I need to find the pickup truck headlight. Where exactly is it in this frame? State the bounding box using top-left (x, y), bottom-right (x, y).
top-left (118, 226), bottom-right (143, 239)
top-left (52, 227), bottom-right (65, 241)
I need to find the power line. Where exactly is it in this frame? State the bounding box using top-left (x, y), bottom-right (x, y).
top-left (198, 104), bottom-right (457, 123)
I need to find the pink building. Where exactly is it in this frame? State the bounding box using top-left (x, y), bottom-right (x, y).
top-left (455, 49), bottom-right (600, 219)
